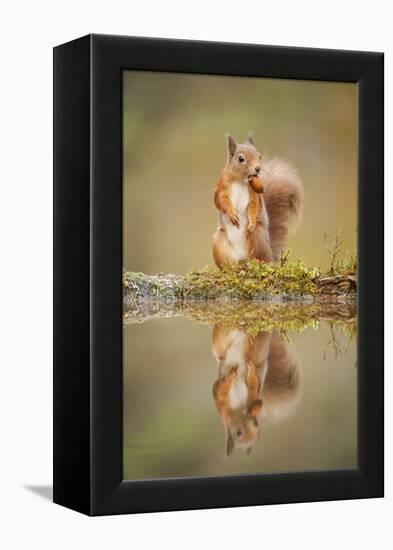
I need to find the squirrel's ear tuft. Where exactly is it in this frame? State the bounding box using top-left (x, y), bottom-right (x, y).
top-left (246, 446), bottom-right (253, 456)
top-left (225, 428), bottom-right (235, 457)
top-left (247, 131), bottom-right (255, 146)
top-left (226, 134), bottom-right (237, 159)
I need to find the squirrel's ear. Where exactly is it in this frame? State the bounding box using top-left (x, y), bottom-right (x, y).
top-left (247, 131), bottom-right (255, 146)
top-left (226, 134), bottom-right (237, 159)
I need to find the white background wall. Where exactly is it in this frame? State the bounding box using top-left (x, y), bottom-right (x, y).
top-left (0, 1), bottom-right (390, 548)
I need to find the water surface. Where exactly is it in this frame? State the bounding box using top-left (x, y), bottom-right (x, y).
top-left (123, 302), bottom-right (357, 480)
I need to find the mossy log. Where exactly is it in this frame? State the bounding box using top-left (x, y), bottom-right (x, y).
top-left (123, 261), bottom-right (356, 306)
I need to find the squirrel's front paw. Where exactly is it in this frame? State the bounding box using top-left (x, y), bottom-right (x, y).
top-left (227, 366), bottom-right (239, 381)
top-left (247, 222), bottom-right (256, 235)
top-left (230, 211), bottom-right (240, 229)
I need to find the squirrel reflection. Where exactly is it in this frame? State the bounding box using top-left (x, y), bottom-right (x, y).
top-left (212, 326), bottom-right (301, 456)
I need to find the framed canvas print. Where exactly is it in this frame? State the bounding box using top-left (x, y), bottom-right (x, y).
top-left (53, 34), bottom-right (384, 516)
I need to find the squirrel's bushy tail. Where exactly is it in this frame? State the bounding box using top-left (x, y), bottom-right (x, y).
top-left (262, 157), bottom-right (304, 262)
top-left (261, 331), bottom-right (302, 422)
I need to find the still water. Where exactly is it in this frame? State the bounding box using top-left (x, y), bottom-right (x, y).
top-left (123, 304), bottom-right (357, 481)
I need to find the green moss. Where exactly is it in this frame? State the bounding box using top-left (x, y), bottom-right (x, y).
top-left (183, 258), bottom-right (320, 299)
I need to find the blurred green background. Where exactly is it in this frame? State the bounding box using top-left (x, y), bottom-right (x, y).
top-left (123, 71), bottom-right (357, 273)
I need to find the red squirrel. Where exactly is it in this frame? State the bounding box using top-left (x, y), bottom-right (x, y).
top-left (212, 132), bottom-right (303, 266)
top-left (212, 325), bottom-right (301, 456)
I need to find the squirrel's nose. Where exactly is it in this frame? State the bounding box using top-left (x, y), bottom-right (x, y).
top-left (255, 165), bottom-right (261, 174)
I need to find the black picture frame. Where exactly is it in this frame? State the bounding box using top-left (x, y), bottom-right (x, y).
top-left (53, 34), bottom-right (384, 516)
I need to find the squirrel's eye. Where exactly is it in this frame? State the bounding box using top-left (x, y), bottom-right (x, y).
top-left (238, 155), bottom-right (245, 163)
